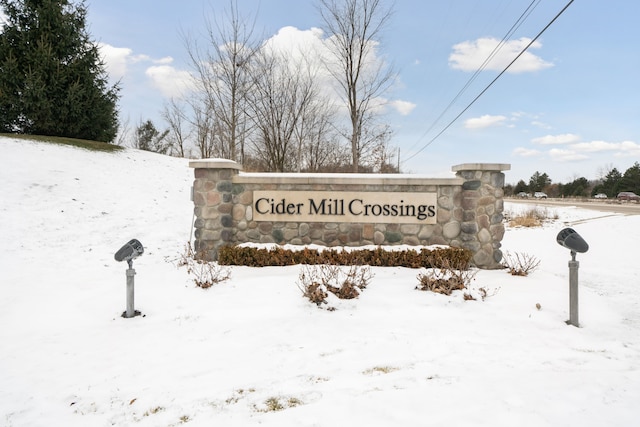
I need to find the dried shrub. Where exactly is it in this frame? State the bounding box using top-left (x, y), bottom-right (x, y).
top-left (254, 396), bottom-right (302, 413)
top-left (416, 272), bottom-right (465, 295)
top-left (466, 285), bottom-right (501, 301)
top-left (176, 243), bottom-right (231, 288)
top-left (297, 264), bottom-right (373, 307)
top-left (218, 245), bottom-right (472, 269)
top-left (363, 366), bottom-right (399, 375)
top-left (502, 251), bottom-right (540, 276)
top-left (416, 258), bottom-right (477, 296)
top-left (298, 282), bottom-right (328, 306)
top-left (327, 282), bottom-right (360, 300)
top-left (506, 207), bottom-right (558, 228)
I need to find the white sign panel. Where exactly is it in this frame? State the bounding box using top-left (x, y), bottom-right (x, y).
top-left (253, 191), bottom-right (437, 224)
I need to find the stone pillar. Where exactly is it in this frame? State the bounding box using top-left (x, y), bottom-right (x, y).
top-left (189, 159), bottom-right (242, 260)
top-left (451, 163), bottom-right (510, 269)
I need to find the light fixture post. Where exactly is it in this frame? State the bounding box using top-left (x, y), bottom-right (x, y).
top-left (556, 228), bottom-right (588, 328)
top-left (114, 239), bottom-right (144, 319)
top-left (125, 260), bottom-right (136, 318)
top-left (568, 251), bottom-right (579, 327)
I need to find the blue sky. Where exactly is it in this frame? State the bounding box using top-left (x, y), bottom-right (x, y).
top-left (82, 0), bottom-right (639, 183)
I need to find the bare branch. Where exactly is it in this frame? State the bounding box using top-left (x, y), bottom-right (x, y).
top-left (317, 0), bottom-right (396, 172)
top-left (183, 0), bottom-right (260, 161)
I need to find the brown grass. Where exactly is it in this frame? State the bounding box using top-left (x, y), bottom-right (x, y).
top-left (507, 206), bottom-right (557, 228)
top-left (1, 133), bottom-right (123, 152)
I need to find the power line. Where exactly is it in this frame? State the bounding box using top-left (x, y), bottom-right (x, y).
top-left (404, 0), bottom-right (541, 155)
top-left (402, 0), bottom-right (575, 165)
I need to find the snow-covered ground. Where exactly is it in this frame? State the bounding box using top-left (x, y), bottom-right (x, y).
top-left (1, 136), bottom-right (639, 426)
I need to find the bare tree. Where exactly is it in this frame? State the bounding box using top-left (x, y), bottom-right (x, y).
top-left (359, 122), bottom-right (397, 172)
top-left (184, 0), bottom-right (259, 163)
top-left (115, 115), bottom-right (131, 147)
top-left (317, 0), bottom-right (396, 172)
top-left (247, 50), bottom-right (322, 172)
top-left (161, 98), bottom-right (191, 157)
top-left (290, 58), bottom-right (342, 172)
top-left (189, 96), bottom-right (219, 159)
top-left (297, 105), bottom-right (338, 172)
top-left (596, 163), bottom-right (616, 181)
top-left (303, 128), bottom-right (351, 172)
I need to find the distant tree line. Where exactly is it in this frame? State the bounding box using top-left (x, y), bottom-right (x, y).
top-left (506, 162), bottom-right (640, 198)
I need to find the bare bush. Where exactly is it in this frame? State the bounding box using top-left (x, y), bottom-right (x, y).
top-left (416, 259), bottom-right (477, 296)
top-left (464, 286), bottom-right (501, 301)
top-left (176, 243), bottom-right (231, 288)
top-left (502, 251), bottom-right (540, 276)
top-left (297, 267), bottom-right (329, 306)
top-left (505, 207), bottom-right (558, 228)
top-left (297, 264), bottom-right (373, 307)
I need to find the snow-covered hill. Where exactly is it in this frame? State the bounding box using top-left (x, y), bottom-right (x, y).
top-left (1, 136), bottom-right (639, 426)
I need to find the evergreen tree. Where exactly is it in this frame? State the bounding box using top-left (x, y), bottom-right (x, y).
top-left (560, 177), bottom-right (589, 197)
top-left (620, 162), bottom-right (640, 194)
top-left (0, 0), bottom-right (119, 142)
top-left (528, 171), bottom-right (551, 192)
top-left (134, 119), bottom-right (169, 154)
top-left (601, 167), bottom-right (622, 197)
top-left (513, 179), bottom-right (528, 194)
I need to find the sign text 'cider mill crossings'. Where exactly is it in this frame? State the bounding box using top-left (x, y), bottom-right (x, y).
top-left (253, 191), bottom-right (437, 224)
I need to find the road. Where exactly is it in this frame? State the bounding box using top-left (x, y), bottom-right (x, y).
top-left (506, 198), bottom-right (640, 215)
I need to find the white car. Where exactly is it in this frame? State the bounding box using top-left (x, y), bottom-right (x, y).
top-left (594, 193), bottom-right (608, 199)
top-left (533, 192), bottom-right (547, 199)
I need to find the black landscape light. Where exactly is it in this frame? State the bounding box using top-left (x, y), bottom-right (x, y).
top-left (114, 239), bottom-right (144, 318)
top-left (556, 228), bottom-right (589, 255)
top-left (556, 228), bottom-right (589, 327)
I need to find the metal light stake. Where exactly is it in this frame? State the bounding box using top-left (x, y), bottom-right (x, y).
top-left (568, 250), bottom-right (579, 327)
top-left (114, 239), bottom-right (144, 318)
top-left (556, 228), bottom-right (588, 327)
top-left (125, 259), bottom-right (136, 318)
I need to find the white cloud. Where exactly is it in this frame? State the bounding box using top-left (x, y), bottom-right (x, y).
top-left (98, 43), bottom-right (133, 80)
top-left (464, 114), bottom-right (507, 129)
top-left (263, 25), bottom-right (407, 117)
top-left (262, 26), bottom-right (336, 95)
top-left (449, 37), bottom-right (553, 73)
top-left (98, 42), bottom-right (193, 97)
top-left (532, 133), bottom-right (581, 145)
top-left (570, 140), bottom-right (640, 156)
top-left (130, 53), bottom-right (151, 63)
top-left (154, 56), bottom-right (174, 65)
top-left (531, 120), bottom-right (552, 130)
top-left (549, 148), bottom-right (588, 162)
top-left (507, 112), bottom-right (550, 129)
top-left (145, 65), bottom-right (195, 98)
top-left (618, 140), bottom-right (640, 155)
top-left (513, 147), bottom-right (541, 157)
top-left (518, 136), bottom-right (640, 163)
top-left (570, 140), bottom-right (619, 153)
top-left (127, 53), bottom-right (174, 65)
top-left (263, 26), bottom-right (328, 69)
top-left (389, 100), bottom-right (416, 116)
top-left (528, 139), bottom-right (640, 163)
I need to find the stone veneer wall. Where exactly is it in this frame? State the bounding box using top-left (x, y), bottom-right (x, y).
top-left (189, 160), bottom-right (510, 269)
